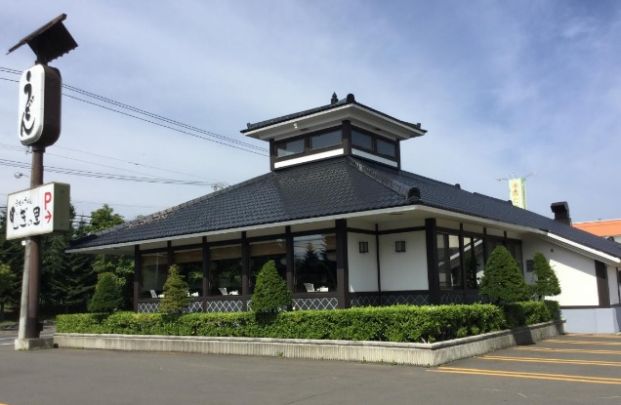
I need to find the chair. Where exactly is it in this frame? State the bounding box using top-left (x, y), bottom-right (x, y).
top-left (218, 287), bottom-right (228, 296)
top-left (303, 283), bottom-right (315, 293)
top-left (149, 290), bottom-right (158, 299)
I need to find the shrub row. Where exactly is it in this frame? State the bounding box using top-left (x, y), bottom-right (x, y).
top-left (57, 301), bottom-right (559, 343)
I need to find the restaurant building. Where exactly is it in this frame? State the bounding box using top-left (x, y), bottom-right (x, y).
top-left (69, 94), bottom-right (621, 332)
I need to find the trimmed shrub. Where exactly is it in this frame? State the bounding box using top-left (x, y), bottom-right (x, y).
top-left (88, 272), bottom-right (122, 313)
top-left (160, 265), bottom-right (190, 315)
top-left (502, 300), bottom-right (561, 328)
top-left (480, 246), bottom-right (530, 304)
top-left (251, 260), bottom-right (291, 314)
top-left (56, 304), bottom-right (506, 343)
top-left (532, 252), bottom-right (561, 299)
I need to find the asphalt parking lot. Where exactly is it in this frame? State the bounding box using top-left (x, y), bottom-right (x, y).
top-left (0, 333), bottom-right (620, 404)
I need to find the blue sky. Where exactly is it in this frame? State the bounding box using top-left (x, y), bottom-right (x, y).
top-left (1, 1), bottom-right (620, 223)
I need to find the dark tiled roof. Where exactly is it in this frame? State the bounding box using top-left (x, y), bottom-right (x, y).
top-left (71, 156), bottom-right (621, 259)
top-left (241, 94), bottom-right (426, 134)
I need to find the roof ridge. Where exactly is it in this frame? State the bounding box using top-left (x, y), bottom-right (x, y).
top-left (346, 157), bottom-right (415, 200)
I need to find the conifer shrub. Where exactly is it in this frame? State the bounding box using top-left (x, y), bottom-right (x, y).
top-left (88, 272), bottom-right (122, 313)
top-left (159, 265), bottom-right (190, 315)
top-left (532, 252), bottom-right (561, 299)
top-left (480, 246), bottom-right (530, 304)
top-left (251, 260), bottom-right (291, 314)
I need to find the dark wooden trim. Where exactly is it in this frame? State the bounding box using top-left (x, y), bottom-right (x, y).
top-left (375, 224), bottom-right (382, 305)
top-left (285, 226), bottom-right (294, 292)
top-left (241, 232), bottom-right (249, 296)
top-left (378, 226), bottom-right (426, 235)
top-left (133, 245), bottom-right (141, 312)
top-left (617, 266), bottom-right (620, 305)
top-left (560, 305), bottom-right (609, 309)
top-left (482, 227), bottom-right (488, 265)
top-left (335, 219), bottom-right (349, 308)
top-left (350, 124), bottom-right (400, 165)
top-left (347, 227), bottom-right (376, 235)
top-left (458, 224), bottom-right (465, 290)
top-left (342, 120), bottom-right (352, 155)
top-left (396, 140), bottom-right (401, 170)
top-left (166, 241), bottom-right (174, 267)
top-left (425, 218), bottom-right (440, 304)
top-left (595, 260), bottom-right (610, 307)
top-left (269, 139), bottom-right (276, 171)
top-left (202, 237), bottom-right (210, 298)
top-left (290, 227), bottom-right (336, 238)
top-left (503, 231), bottom-right (508, 246)
top-left (272, 125), bottom-right (344, 166)
top-left (292, 292), bottom-right (339, 299)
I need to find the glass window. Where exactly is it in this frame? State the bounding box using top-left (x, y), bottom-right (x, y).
top-left (174, 248), bottom-right (203, 296)
top-left (250, 239), bottom-right (287, 293)
top-left (437, 233), bottom-right (462, 290)
top-left (276, 138), bottom-right (304, 157)
top-left (506, 240), bottom-right (524, 273)
top-left (463, 236), bottom-right (485, 288)
top-left (310, 130), bottom-right (341, 150)
top-left (351, 130), bottom-right (373, 150)
top-left (376, 138), bottom-right (396, 158)
top-left (209, 245), bottom-right (242, 295)
top-left (141, 252), bottom-right (169, 298)
top-left (294, 234), bottom-right (337, 293)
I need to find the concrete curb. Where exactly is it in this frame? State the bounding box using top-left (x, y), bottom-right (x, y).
top-left (54, 320), bottom-right (564, 366)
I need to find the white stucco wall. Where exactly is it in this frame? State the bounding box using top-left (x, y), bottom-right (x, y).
top-left (608, 266), bottom-right (620, 305)
top-left (522, 237), bottom-right (598, 306)
top-left (348, 232), bottom-right (378, 292)
top-left (379, 231), bottom-right (428, 291)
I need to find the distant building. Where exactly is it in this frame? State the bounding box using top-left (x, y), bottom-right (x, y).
top-left (69, 94), bottom-right (621, 333)
top-left (575, 219), bottom-right (621, 244)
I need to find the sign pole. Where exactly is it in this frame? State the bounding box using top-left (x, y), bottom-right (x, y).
top-left (24, 146), bottom-right (44, 338)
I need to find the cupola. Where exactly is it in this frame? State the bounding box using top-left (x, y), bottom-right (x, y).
top-left (241, 93), bottom-right (426, 171)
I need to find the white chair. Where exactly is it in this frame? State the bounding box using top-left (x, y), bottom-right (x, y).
top-left (218, 287), bottom-right (228, 296)
top-left (190, 292), bottom-right (199, 297)
top-left (303, 283), bottom-right (315, 292)
top-left (229, 290), bottom-right (239, 296)
top-left (149, 290), bottom-right (158, 299)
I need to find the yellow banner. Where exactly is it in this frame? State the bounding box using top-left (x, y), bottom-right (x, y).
top-left (509, 177), bottom-right (526, 209)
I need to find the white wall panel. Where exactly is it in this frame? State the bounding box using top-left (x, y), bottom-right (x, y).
top-left (379, 231), bottom-right (428, 291)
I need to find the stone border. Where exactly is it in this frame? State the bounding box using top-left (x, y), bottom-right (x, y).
top-left (54, 320), bottom-right (564, 366)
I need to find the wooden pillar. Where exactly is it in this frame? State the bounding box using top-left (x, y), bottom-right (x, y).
top-left (202, 237), bottom-right (210, 298)
top-left (336, 219), bottom-right (349, 308)
top-left (425, 218), bottom-right (440, 304)
top-left (241, 232), bottom-right (249, 296)
top-left (482, 227), bottom-right (488, 266)
top-left (342, 120), bottom-right (352, 155)
top-left (285, 226), bottom-right (294, 292)
top-left (167, 241), bottom-right (174, 267)
top-left (133, 245), bottom-right (142, 312)
top-left (375, 224), bottom-right (382, 305)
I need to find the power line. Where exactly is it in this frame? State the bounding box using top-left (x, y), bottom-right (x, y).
top-left (0, 158), bottom-right (215, 186)
top-left (0, 67), bottom-right (268, 155)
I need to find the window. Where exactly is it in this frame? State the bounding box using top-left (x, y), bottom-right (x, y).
top-left (376, 138), bottom-right (396, 158)
top-left (209, 245), bottom-right (242, 295)
top-left (249, 239), bottom-right (287, 293)
top-left (351, 130), bottom-right (373, 150)
top-left (359, 241), bottom-right (369, 253)
top-left (294, 234), bottom-right (337, 293)
top-left (310, 130), bottom-right (341, 150)
top-left (174, 248), bottom-right (203, 295)
top-left (276, 138), bottom-right (304, 157)
top-left (463, 236), bottom-right (484, 288)
top-left (437, 233), bottom-right (462, 289)
top-left (141, 252), bottom-right (169, 297)
top-left (395, 240), bottom-right (406, 252)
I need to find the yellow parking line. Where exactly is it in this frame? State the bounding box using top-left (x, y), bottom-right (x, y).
top-left (432, 367), bottom-right (621, 385)
top-left (565, 334), bottom-right (621, 339)
top-left (544, 339), bottom-right (621, 346)
top-left (480, 355), bottom-right (621, 367)
top-left (515, 346), bottom-right (621, 355)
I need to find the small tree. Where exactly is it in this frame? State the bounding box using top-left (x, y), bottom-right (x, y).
top-left (0, 263), bottom-right (17, 321)
top-left (159, 265), bottom-right (190, 315)
top-left (532, 252), bottom-right (561, 300)
top-left (480, 246), bottom-right (530, 304)
top-left (252, 260), bottom-right (291, 314)
top-left (88, 272), bottom-right (122, 313)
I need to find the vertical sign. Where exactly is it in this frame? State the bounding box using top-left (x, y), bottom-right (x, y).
top-left (509, 177), bottom-right (527, 209)
top-left (6, 183), bottom-right (70, 240)
top-left (17, 64), bottom-right (62, 147)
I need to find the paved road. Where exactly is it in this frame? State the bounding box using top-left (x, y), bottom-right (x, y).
top-left (1, 333), bottom-right (621, 404)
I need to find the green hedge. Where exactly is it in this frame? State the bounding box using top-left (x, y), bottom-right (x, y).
top-left (56, 301), bottom-right (559, 343)
top-left (502, 300), bottom-right (561, 328)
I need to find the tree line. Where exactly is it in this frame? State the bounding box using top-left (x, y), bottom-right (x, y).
top-left (0, 204), bottom-right (133, 320)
